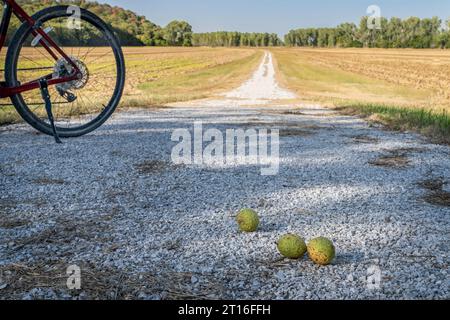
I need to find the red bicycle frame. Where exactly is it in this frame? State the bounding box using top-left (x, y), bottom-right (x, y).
top-left (0, 0), bottom-right (80, 98)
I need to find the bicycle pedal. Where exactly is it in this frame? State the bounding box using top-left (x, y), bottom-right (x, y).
top-left (56, 87), bottom-right (77, 103)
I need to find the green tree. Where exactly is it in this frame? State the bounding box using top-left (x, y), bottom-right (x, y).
top-left (336, 23), bottom-right (360, 47)
top-left (386, 17), bottom-right (404, 48)
top-left (163, 20), bottom-right (193, 46)
top-left (1, 0), bottom-right (162, 46)
top-left (284, 16), bottom-right (448, 49)
top-left (191, 31), bottom-right (282, 47)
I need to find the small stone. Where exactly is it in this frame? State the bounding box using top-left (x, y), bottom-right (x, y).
top-left (138, 292), bottom-right (147, 299)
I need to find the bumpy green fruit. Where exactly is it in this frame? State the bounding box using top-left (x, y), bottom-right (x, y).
top-left (307, 237), bottom-right (336, 265)
top-left (277, 234), bottom-right (307, 259)
top-left (236, 209), bottom-right (260, 232)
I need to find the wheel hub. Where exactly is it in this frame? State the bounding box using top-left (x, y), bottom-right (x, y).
top-left (53, 56), bottom-right (89, 91)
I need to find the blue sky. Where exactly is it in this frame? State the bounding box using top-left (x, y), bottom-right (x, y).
top-left (103, 0), bottom-right (450, 36)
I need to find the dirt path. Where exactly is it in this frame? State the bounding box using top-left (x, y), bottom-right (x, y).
top-left (0, 52), bottom-right (449, 300)
top-left (225, 51), bottom-right (296, 101)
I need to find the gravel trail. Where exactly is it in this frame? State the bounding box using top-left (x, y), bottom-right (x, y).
top-left (0, 52), bottom-right (449, 300)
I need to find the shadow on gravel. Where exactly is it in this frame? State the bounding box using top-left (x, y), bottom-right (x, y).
top-left (258, 223), bottom-right (284, 232)
top-left (32, 177), bottom-right (67, 185)
top-left (333, 251), bottom-right (366, 265)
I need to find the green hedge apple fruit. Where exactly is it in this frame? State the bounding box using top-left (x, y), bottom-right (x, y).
top-left (236, 209), bottom-right (260, 232)
top-left (277, 234), bottom-right (307, 259)
top-left (307, 237), bottom-right (336, 265)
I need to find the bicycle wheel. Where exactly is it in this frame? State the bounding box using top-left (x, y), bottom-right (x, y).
top-left (5, 5), bottom-right (125, 137)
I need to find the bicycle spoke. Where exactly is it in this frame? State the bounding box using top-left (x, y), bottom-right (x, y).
top-left (82, 46), bottom-right (97, 61)
top-left (91, 63), bottom-right (116, 73)
top-left (17, 66), bottom-right (53, 72)
top-left (34, 46), bottom-right (57, 65)
top-left (18, 54), bottom-right (46, 69)
top-left (86, 49), bottom-right (113, 65)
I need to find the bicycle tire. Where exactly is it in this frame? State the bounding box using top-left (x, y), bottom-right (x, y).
top-left (5, 5), bottom-right (126, 138)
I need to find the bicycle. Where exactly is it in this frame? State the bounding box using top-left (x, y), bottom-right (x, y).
top-left (0, 0), bottom-right (125, 143)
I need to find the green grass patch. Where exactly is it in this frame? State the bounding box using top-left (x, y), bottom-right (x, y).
top-left (0, 105), bottom-right (21, 126)
top-left (134, 51), bottom-right (262, 105)
top-left (337, 102), bottom-right (450, 144)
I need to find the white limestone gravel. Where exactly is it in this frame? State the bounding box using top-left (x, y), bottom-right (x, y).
top-left (0, 52), bottom-right (449, 300)
top-left (225, 52), bottom-right (296, 102)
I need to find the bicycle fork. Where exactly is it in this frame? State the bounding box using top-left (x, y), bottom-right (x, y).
top-left (38, 79), bottom-right (62, 144)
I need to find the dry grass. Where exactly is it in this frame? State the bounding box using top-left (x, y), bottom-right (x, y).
top-left (272, 48), bottom-right (450, 110)
top-left (237, 120), bottom-right (323, 137)
top-left (369, 154), bottom-right (410, 168)
top-left (279, 110), bottom-right (306, 116)
top-left (236, 121), bottom-right (323, 136)
top-left (369, 147), bottom-right (426, 168)
top-left (279, 129), bottom-right (315, 137)
top-left (11, 216), bottom-right (112, 251)
top-left (417, 177), bottom-right (450, 207)
top-left (0, 217), bottom-right (30, 229)
top-left (1, 209), bottom-right (225, 299)
top-left (423, 192), bottom-right (450, 207)
top-left (272, 48), bottom-right (450, 143)
top-left (134, 160), bottom-right (171, 174)
top-left (245, 121), bottom-right (322, 129)
top-left (32, 177), bottom-right (67, 185)
top-left (418, 178), bottom-right (446, 191)
top-left (0, 262), bottom-right (226, 300)
top-left (349, 135), bottom-right (380, 144)
top-left (369, 149), bottom-right (412, 168)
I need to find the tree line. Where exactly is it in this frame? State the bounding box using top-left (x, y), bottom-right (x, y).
top-left (192, 32), bottom-right (282, 47)
top-left (6, 1), bottom-right (450, 48)
top-left (285, 17), bottom-right (450, 49)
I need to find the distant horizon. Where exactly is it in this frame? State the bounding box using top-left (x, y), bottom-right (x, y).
top-left (101, 0), bottom-right (450, 37)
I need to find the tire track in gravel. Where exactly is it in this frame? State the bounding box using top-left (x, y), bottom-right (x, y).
top-left (0, 52), bottom-right (449, 300)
